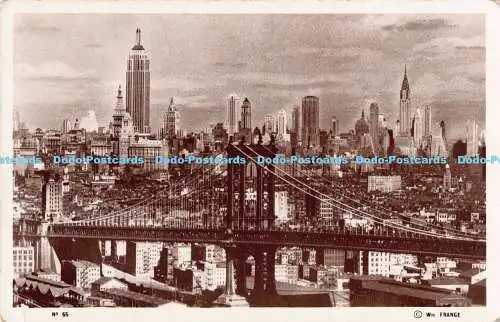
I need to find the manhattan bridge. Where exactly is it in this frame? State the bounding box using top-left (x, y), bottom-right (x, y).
top-left (16, 136), bottom-right (486, 302)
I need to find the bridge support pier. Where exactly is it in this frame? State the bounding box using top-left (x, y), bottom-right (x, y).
top-left (264, 248), bottom-right (277, 295)
top-left (216, 245), bottom-right (249, 307)
top-left (235, 251), bottom-right (248, 296)
top-left (253, 251), bottom-right (265, 295)
top-left (37, 222), bottom-right (61, 274)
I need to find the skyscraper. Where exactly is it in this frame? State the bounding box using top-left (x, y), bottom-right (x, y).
top-left (369, 102), bottom-right (379, 143)
top-left (443, 164), bottom-right (452, 191)
top-left (126, 28), bottom-right (151, 133)
top-left (466, 119), bottom-right (478, 156)
top-left (13, 110), bottom-right (21, 132)
top-left (423, 105), bottom-right (432, 137)
top-left (111, 86), bottom-right (134, 158)
top-left (264, 114), bottom-right (275, 134)
top-left (42, 172), bottom-right (63, 222)
top-left (292, 105), bottom-right (300, 139)
top-left (163, 98), bottom-right (180, 139)
top-left (61, 119), bottom-right (71, 133)
top-left (227, 95), bottom-right (239, 135)
top-left (277, 109), bottom-right (287, 137)
top-left (399, 65), bottom-right (411, 137)
top-left (301, 96), bottom-right (320, 147)
top-left (331, 117), bottom-right (338, 136)
top-left (240, 98), bottom-right (252, 130)
top-left (413, 107), bottom-right (423, 147)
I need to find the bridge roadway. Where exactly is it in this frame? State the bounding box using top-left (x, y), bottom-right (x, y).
top-left (45, 224), bottom-right (486, 260)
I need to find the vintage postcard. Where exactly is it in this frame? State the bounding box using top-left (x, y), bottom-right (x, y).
top-left (1, 1), bottom-right (499, 322)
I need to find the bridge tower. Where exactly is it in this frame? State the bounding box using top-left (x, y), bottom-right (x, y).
top-left (225, 134), bottom-right (277, 230)
top-left (217, 134), bottom-right (278, 306)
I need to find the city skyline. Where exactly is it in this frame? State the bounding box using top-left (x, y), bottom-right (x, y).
top-left (14, 14), bottom-right (484, 140)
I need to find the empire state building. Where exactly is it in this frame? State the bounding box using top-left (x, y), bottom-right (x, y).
top-left (126, 28), bottom-right (151, 133)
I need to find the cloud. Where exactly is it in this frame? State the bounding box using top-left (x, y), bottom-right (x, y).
top-left (412, 73), bottom-right (483, 101)
top-left (454, 45), bottom-right (484, 51)
top-left (152, 76), bottom-right (225, 93)
top-left (232, 72), bottom-right (349, 88)
top-left (382, 18), bottom-right (455, 32)
top-left (86, 42), bottom-right (102, 49)
top-left (413, 35), bottom-right (484, 53)
top-left (17, 62), bottom-right (98, 81)
top-left (16, 25), bottom-right (61, 34)
top-left (215, 62), bottom-right (248, 69)
top-left (79, 110), bottom-right (99, 132)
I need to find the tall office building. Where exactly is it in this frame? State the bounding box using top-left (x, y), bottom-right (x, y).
top-left (466, 119), bottom-right (479, 156)
top-left (112, 85), bottom-right (131, 136)
top-left (443, 164), bottom-right (452, 191)
top-left (369, 103), bottom-right (379, 143)
top-left (13, 110), bottom-right (21, 132)
top-left (162, 98), bottom-right (180, 139)
top-left (277, 109), bottom-right (287, 137)
top-left (423, 105), bottom-right (432, 137)
top-left (413, 107), bottom-right (423, 147)
top-left (264, 114), bottom-right (275, 134)
top-left (227, 95), bottom-right (239, 135)
top-left (240, 98), bottom-right (252, 130)
top-left (126, 28), bottom-right (151, 133)
top-left (331, 117), bottom-right (338, 136)
top-left (42, 173), bottom-right (63, 222)
top-left (111, 86), bottom-right (134, 158)
top-left (301, 96), bottom-right (320, 147)
top-left (61, 119), bottom-right (72, 133)
top-left (399, 65), bottom-right (411, 137)
top-left (292, 105), bottom-right (300, 139)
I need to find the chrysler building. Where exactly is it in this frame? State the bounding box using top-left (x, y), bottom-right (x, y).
top-left (399, 65), bottom-right (411, 137)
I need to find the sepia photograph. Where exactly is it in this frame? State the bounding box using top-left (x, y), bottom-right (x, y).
top-left (2, 2), bottom-right (495, 319)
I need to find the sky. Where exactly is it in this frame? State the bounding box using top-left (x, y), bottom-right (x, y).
top-left (14, 14), bottom-right (484, 141)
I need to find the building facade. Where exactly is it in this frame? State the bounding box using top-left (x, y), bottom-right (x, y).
top-left (13, 246), bottom-right (35, 277)
top-left (367, 176), bottom-right (402, 193)
top-left (399, 66), bottom-right (411, 137)
top-left (301, 96), bottom-right (320, 147)
top-left (227, 95), bottom-right (239, 135)
top-left (42, 174), bottom-right (63, 221)
top-left (126, 28), bottom-right (151, 133)
top-left (61, 260), bottom-right (101, 290)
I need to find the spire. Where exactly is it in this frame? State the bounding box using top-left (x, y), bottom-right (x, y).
top-left (401, 64), bottom-right (410, 97)
top-left (115, 85), bottom-right (125, 112)
top-left (117, 85), bottom-right (123, 99)
top-left (361, 110), bottom-right (365, 119)
top-left (132, 28), bottom-right (145, 50)
top-left (168, 97), bottom-right (174, 111)
top-left (136, 28), bottom-right (141, 46)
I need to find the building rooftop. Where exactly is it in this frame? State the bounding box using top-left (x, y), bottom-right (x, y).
top-left (102, 288), bottom-right (169, 306)
top-left (15, 276), bottom-right (84, 298)
top-left (425, 278), bottom-right (468, 286)
top-left (363, 280), bottom-right (462, 302)
top-left (458, 268), bottom-right (484, 278)
top-left (350, 276), bottom-right (467, 302)
top-left (92, 276), bottom-right (115, 286)
top-left (67, 260), bottom-right (99, 268)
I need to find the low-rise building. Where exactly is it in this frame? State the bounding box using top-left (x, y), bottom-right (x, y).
top-left (422, 278), bottom-right (469, 295)
top-left (13, 246), bottom-right (35, 277)
top-left (61, 260), bottom-right (101, 290)
top-left (90, 277), bottom-right (128, 297)
top-left (349, 276), bottom-right (471, 307)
